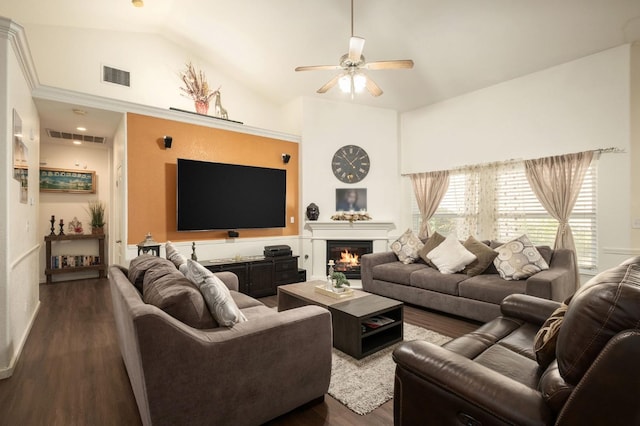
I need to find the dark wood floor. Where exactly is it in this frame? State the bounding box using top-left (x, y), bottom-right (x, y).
top-left (0, 279), bottom-right (479, 426)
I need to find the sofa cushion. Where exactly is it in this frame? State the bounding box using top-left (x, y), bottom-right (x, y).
top-left (371, 261), bottom-right (428, 285)
top-left (462, 236), bottom-right (499, 277)
top-left (473, 344), bottom-right (540, 389)
top-left (426, 235), bottom-right (476, 274)
top-left (142, 265), bottom-right (217, 329)
top-left (493, 235), bottom-right (549, 281)
top-left (458, 274), bottom-right (527, 304)
top-left (557, 260), bottom-right (640, 385)
top-left (534, 301), bottom-right (569, 368)
top-left (409, 267), bottom-right (467, 296)
top-left (418, 232), bottom-right (446, 267)
top-left (391, 228), bottom-right (424, 264)
top-left (165, 240), bottom-right (188, 272)
top-left (184, 259), bottom-right (247, 327)
top-left (231, 290), bottom-right (264, 310)
top-left (240, 305), bottom-right (280, 322)
top-left (129, 254), bottom-right (177, 292)
top-left (539, 360), bottom-right (574, 414)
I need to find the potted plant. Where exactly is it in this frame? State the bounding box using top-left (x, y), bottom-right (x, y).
top-left (332, 272), bottom-right (350, 293)
top-left (86, 200), bottom-right (106, 235)
top-left (179, 61), bottom-right (217, 115)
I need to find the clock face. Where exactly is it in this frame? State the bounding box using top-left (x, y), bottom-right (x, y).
top-left (331, 145), bottom-right (370, 183)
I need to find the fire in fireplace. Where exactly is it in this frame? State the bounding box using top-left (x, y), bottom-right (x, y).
top-left (326, 240), bottom-right (373, 279)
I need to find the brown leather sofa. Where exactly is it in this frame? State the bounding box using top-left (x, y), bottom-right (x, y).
top-left (392, 257), bottom-right (640, 426)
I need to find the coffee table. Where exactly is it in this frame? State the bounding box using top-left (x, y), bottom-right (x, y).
top-left (278, 281), bottom-right (404, 359)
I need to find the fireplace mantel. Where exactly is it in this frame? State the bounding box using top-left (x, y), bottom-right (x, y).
top-left (305, 221), bottom-right (396, 283)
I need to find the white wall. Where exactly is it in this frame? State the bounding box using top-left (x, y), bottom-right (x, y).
top-left (38, 142), bottom-right (111, 283)
top-left (300, 97), bottom-right (401, 274)
top-left (400, 45), bottom-right (634, 274)
top-left (1, 18), bottom-right (40, 378)
top-left (23, 24), bottom-right (297, 135)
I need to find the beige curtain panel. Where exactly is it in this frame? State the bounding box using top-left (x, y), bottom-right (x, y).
top-left (410, 171), bottom-right (450, 240)
top-left (525, 151), bottom-right (594, 289)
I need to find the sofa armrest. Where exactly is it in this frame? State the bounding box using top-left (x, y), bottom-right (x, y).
top-left (526, 249), bottom-right (576, 301)
top-left (361, 251), bottom-right (398, 290)
top-left (501, 294), bottom-right (562, 326)
top-left (213, 271), bottom-right (239, 292)
top-left (133, 305), bottom-right (332, 425)
top-left (393, 340), bottom-right (552, 426)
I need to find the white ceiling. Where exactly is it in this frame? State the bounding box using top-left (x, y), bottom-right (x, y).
top-left (4, 0), bottom-right (640, 123)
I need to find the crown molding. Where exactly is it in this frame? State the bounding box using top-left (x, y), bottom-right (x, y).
top-left (0, 16), bottom-right (39, 90)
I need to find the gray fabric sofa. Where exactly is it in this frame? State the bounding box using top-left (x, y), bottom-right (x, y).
top-left (361, 245), bottom-right (576, 323)
top-left (109, 263), bottom-right (332, 426)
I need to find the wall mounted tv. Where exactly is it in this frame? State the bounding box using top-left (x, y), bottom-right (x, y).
top-left (177, 158), bottom-right (287, 231)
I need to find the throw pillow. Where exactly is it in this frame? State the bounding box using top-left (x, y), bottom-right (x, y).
top-left (184, 259), bottom-right (247, 327)
top-left (142, 265), bottom-right (217, 329)
top-left (418, 232), bottom-right (446, 267)
top-left (462, 236), bottom-right (498, 277)
top-left (165, 241), bottom-right (188, 273)
top-left (391, 228), bottom-right (424, 264)
top-left (128, 254), bottom-right (176, 292)
top-left (426, 235), bottom-right (477, 274)
top-left (493, 235), bottom-right (550, 281)
top-left (534, 298), bottom-right (571, 369)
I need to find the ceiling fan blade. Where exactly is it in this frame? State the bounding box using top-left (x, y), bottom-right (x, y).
top-left (364, 59), bottom-right (414, 70)
top-left (317, 74), bottom-right (342, 94)
top-left (348, 36), bottom-right (365, 62)
top-left (365, 76), bottom-right (383, 97)
top-left (295, 65), bottom-right (342, 72)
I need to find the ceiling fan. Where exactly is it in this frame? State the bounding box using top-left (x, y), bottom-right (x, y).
top-left (295, 0), bottom-right (414, 97)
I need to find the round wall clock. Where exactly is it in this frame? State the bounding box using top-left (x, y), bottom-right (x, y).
top-left (331, 145), bottom-right (370, 183)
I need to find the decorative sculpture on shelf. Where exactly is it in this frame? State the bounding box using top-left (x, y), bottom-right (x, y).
top-left (191, 242), bottom-right (198, 261)
top-left (212, 88), bottom-right (228, 120)
top-left (306, 203), bottom-right (320, 221)
top-left (68, 217), bottom-right (83, 234)
top-left (58, 219), bottom-right (65, 236)
top-left (179, 61), bottom-right (217, 115)
top-left (50, 215), bottom-right (56, 236)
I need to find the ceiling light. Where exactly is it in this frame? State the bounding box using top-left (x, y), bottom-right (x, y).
top-left (353, 73), bottom-right (366, 92)
top-left (76, 126), bottom-right (87, 132)
top-left (132, 0), bottom-right (144, 7)
top-left (338, 74), bottom-right (351, 93)
top-left (73, 140), bottom-right (82, 145)
top-left (72, 108), bottom-right (87, 115)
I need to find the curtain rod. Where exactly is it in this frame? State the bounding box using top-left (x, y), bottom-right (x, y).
top-left (401, 147), bottom-right (625, 176)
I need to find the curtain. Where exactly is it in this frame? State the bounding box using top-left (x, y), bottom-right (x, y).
top-left (410, 171), bottom-right (450, 240)
top-left (525, 151), bottom-right (594, 289)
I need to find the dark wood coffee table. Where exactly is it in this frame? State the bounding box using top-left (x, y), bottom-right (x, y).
top-left (278, 281), bottom-right (404, 359)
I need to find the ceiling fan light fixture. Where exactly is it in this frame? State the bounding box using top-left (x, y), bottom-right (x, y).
top-left (353, 73), bottom-right (367, 92)
top-left (338, 74), bottom-right (352, 93)
top-left (132, 0), bottom-right (144, 7)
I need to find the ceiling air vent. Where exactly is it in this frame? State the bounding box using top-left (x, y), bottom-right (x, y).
top-left (102, 65), bottom-right (130, 87)
top-left (46, 129), bottom-right (107, 144)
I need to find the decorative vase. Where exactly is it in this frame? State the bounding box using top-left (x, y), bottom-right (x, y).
top-left (92, 226), bottom-right (104, 235)
top-left (195, 100), bottom-right (209, 115)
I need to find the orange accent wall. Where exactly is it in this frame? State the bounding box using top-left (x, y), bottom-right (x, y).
top-left (126, 113), bottom-right (299, 243)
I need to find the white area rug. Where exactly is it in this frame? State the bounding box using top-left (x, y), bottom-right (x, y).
top-left (329, 323), bottom-right (451, 415)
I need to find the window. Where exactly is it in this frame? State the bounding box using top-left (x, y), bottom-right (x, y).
top-left (411, 162), bottom-right (597, 271)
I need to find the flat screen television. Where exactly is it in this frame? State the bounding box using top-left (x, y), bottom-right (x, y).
top-left (177, 158), bottom-right (287, 231)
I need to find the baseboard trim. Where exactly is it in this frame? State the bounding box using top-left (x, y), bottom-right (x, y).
top-left (0, 301), bottom-right (41, 380)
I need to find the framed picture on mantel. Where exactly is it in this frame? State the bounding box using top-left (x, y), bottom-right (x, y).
top-left (40, 167), bottom-right (96, 194)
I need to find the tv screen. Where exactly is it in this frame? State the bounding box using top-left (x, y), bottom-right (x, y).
top-left (177, 159), bottom-right (287, 231)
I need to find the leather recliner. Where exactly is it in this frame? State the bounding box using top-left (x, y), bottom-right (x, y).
top-left (392, 257), bottom-right (640, 426)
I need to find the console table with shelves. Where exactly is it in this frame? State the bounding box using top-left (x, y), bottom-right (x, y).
top-left (44, 234), bottom-right (107, 284)
top-left (200, 255), bottom-right (301, 298)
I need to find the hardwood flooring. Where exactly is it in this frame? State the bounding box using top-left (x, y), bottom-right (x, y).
top-left (0, 279), bottom-right (479, 426)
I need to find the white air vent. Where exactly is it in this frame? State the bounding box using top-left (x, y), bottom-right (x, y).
top-left (46, 129), bottom-right (107, 144)
top-left (102, 65), bottom-right (130, 87)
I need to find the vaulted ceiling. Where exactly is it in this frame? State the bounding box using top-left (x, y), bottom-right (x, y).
top-left (3, 0), bottom-right (640, 112)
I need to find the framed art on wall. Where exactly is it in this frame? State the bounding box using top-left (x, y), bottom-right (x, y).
top-left (336, 188), bottom-right (367, 212)
top-left (40, 168), bottom-right (96, 194)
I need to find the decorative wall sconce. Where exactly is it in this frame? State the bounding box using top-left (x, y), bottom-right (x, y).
top-left (282, 153), bottom-right (291, 164)
top-left (163, 136), bottom-right (173, 149)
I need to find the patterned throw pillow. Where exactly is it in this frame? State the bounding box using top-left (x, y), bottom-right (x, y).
top-left (184, 259), bottom-right (247, 327)
top-left (462, 236), bottom-right (498, 277)
top-left (165, 241), bottom-right (188, 274)
top-left (534, 301), bottom-right (570, 368)
top-left (418, 232), bottom-right (446, 267)
top-left (426, 235), bottom-right (477, 274)
top-left (493, 235), bottom-right (550, 281)
top-left (391, 228), bottom-right (425, 264)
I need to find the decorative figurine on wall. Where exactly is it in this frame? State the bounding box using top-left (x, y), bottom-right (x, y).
top-left (191, 242), bottom-right (198, 261)
top-left (306, 203), bottom-right (320, 221)
top-left (212, 87), bottom-right (228, 120)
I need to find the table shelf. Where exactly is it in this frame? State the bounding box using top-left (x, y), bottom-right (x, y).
top-left (44, 234), bottom-right (106, 284)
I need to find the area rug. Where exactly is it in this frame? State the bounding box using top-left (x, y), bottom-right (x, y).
top-left (329, 323), bottom-right (451, 415)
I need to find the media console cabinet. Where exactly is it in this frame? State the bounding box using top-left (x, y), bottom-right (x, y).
top-left (200, 255), bottom-right (302, 298)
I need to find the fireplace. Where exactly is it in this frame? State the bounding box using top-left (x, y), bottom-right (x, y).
top-left (326, 240), bottom-right (373, 279)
